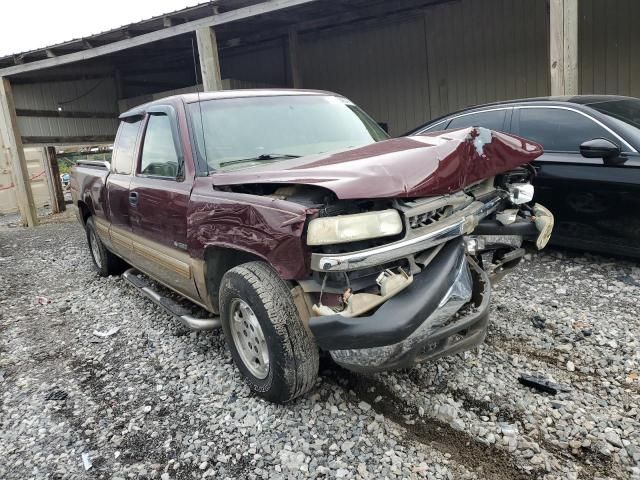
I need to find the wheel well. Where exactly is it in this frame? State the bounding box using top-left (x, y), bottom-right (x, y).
top-left (77, 200), bottom-right (92, 225)
top-left (204, 246), bottom-right (264, 312)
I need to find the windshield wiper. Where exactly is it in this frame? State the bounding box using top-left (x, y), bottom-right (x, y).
top-left (218, 153), bottom-right (300, 168)
top-left (257, 153), bottom-right (300, 160)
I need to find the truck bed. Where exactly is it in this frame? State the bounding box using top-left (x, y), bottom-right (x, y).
top-left (70, 161), bottom-right (110, 219)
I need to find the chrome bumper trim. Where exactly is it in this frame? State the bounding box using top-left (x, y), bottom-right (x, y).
top-left (310, 193), bottom-right (504, 272)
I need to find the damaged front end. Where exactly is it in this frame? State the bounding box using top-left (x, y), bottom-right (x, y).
top-left (301, 168), bottom-right (554, 373)
top-left (319, 241), bottom-right (489, 372)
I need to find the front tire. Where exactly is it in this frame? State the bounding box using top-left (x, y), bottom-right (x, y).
top-left (85, 217), bottom-right (127, 277)
top-left (219, 261), bottom-right (319, 403)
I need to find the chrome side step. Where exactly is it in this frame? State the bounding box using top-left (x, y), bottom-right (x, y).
top-left (122, 268), bottom-right (221, 331)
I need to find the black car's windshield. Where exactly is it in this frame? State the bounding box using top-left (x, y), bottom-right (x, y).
top-left (587, 98), bottom-right (640, 150)
top-left (588, 98), bottom-right (640, 129)
top-left (188, 95), bottom-right (388, 172)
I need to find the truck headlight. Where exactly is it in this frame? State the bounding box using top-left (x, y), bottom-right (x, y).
top-left (307, 209), bottom-right (403, 246)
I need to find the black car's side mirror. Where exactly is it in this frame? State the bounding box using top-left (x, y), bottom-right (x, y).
top-left (580, 138), bottom-right (624, 165)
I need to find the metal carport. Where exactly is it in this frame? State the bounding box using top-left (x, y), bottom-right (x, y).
top-left (0, 0), bottom-right (627, 227)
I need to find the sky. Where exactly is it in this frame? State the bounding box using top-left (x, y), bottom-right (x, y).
top-left (0, 0), bottom-right (203, 57)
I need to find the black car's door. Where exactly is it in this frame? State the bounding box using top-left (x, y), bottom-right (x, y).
top-left (513, 106), bottom-right (640, 258)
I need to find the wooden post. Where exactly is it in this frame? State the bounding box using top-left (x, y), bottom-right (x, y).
top-left (0, 77), bottom-right (37, 226)
top-left (41, 147), bottom-right (58, 214)
top-left (288, 29), bottom-right (303, 88)
top-left (43, 146), bottom-right (65, 214)
top-left (550, 0), bottom-right (579, 96)
top-left (196, 27), bottom-right (223, 91)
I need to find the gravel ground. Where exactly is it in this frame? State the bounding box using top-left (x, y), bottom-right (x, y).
top-left (1, 216), bottom-right (639, 480)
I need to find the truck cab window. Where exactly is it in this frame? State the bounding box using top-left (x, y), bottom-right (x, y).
top-left (140, 113), bottom-right (180, 178)
top-left (112, 118), bottom-right (141, 174)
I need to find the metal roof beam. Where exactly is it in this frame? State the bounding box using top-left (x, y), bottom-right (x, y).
top-left (0, 0), bottom-right (318, 77)
top-left (218, 0), bottom-right (433, 51)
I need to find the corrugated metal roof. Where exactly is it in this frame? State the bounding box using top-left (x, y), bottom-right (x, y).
top-left (0, 0), bottom-right (262, 67)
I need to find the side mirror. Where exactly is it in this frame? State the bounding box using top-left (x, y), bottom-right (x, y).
top-left (580, 138), bottom-right (621, 161)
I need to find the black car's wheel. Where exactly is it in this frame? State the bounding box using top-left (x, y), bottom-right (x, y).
top-left (219, 261), bottom-right (319, 403)
top-left (85, 217), bottom-right (127, 277)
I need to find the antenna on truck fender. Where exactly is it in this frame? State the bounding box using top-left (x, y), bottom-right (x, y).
top-left (191, 35), bottom-right (210, 175)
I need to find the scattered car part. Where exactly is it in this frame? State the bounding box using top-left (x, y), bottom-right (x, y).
top-left (45, 389), bottom-right (68, 401)
top-left (35, 296), bottom-right (51, 305)
top-left (530, 315), bottom-right (546, 329)
top-left (92, 326), bottom-right (120, 338)
top-left (81, 453), bottom-right (92, 471)
top-left (518, 374), bottom-right (571, 395)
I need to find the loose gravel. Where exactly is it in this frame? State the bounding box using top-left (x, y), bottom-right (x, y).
top-left (1, 215), bottom-right (639, 479)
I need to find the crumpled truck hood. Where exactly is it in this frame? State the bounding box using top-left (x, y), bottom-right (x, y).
top-left (210, 127), bottom-right (543, 199)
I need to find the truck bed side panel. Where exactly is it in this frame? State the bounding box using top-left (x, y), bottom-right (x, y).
top-left (70, 165), bottom-right (110, 223)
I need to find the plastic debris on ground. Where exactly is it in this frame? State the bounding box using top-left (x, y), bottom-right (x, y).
top-left (530, 315), bottom-right (546, 329)
top-left (92, 326), bottom-right (120, 338)
top-left (45, 389), bottom-right (68, 401)
top-left (518, 373), bottom-right (571, 395)
top-left (81, 453), bottom-right (92, 470)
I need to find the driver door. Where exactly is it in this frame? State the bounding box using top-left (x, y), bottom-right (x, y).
top-left (104, 116), bottom-right (143, 260)
top-left (127, 105), bottom-right (200, 300)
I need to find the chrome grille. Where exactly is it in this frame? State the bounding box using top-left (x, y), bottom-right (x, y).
top-left (408, 205), bottom-right (452, 229)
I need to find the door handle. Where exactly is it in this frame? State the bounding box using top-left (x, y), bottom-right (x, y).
top-left (129, 191), bottom-right (139, 206)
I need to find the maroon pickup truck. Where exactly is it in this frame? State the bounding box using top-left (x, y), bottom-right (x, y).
top-left (71, 89), bottom-right (553, 403)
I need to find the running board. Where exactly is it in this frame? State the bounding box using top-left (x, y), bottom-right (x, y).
top-left (122, 268), bottom-right (221, 331)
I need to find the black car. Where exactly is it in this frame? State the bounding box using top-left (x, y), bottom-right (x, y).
top-left (408, 95), bottom-right (640, 259)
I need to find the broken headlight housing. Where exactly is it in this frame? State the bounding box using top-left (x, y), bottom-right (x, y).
top-left (307, 209), bottom-right (402, 246)
top-left (508, 183), bottom-right (534, 205)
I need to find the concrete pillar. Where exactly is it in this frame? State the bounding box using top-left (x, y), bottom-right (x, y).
top-left (0, 77), bottom-right (37, 227)
top-left (288, 29), bottom-right (303, 88)
top-left (196, 27), bottom-right (223, 91)
top-left (550, 0), bottom-right (579, 96)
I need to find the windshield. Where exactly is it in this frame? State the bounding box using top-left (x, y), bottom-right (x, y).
top-left (588, 98), bottom-right (640, 129)
top-left (188, 95), bottom-right (388, 172)
top-left (587, 98), bottom-right (640, 150)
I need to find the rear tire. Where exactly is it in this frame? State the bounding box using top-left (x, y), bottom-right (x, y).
top-left (85, 217), bottom-right (127, 277)
top-left (219, 261), bottom-right (319, 403)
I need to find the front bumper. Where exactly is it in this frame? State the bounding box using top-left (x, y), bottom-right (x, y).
top-left (308, 240), bottom-right (491, 372)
